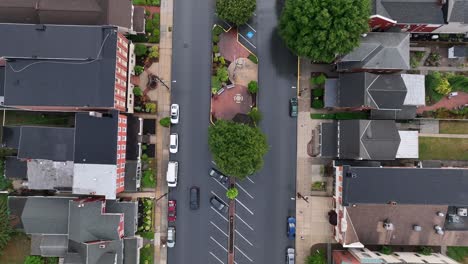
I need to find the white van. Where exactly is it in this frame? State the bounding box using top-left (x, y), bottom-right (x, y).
top-left (167, 161), bottom-right (178, 187)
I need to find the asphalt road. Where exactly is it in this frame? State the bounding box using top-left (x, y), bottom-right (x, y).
top-left (168, 0), bottom-right (297, 262)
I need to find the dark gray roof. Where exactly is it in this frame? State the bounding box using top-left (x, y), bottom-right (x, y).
top-left (337, 32), bottom-right (410, 71)
top-left (74, 111), bottom-right (118, 164)
top-left (68, 200), bottom-right (121, 243)
top-left (0, 24), bottom-right (117, 108)
top-left (320, 123), bottom-right (338, 157)
top-left (0, 0), bottom-right (139, 33)
top-left (324, 79), bottom-right (338, 108)
top-left (370, 105), bottom-right (417, 120)
top-left (5, 156), bottom-right (27, 179)
top-left (86, 240), bottom-right (123, 264)
top-left (2, 126), bottom-right (21, 148)
top-left (0, 66), bottom-right (4, 96)
top-left (374, 0), bottom-right (445, 24)
top-left (7, 196), bottom-right (28, 230)
top-left (105, 200), bottom-right (138, 237)
top-left (126, 115), bottom-right (141, 160)
top-left (19, 197), bottom-right (73, 234)
top-left (133, 6), bottom-right (146, 33)
top-left (342, 165), bottom-right (468, 206)
top-left (447, 0), bottom-right (468, 23)
top-left (123, 237), bottom-right (142, 264)
top-left (124, 160), bottom-right (141, 192)
top-left (338, 120), bottom-right (401, 160)
top-left (453, 46), bottom-right (467, 57)
top-left (31, 234), bottom-right (69, 257)
top-left (17, 127), bottom-right (74, 161)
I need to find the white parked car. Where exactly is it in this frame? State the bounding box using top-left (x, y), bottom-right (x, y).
top-left (170, 104), bottom-right (179, 124)
top-left (286, 248), bottom-right (295, 264)
top-left (167, 226), bottom-right (176, 248)
top-left (169, 133), bottom-right (178, 154)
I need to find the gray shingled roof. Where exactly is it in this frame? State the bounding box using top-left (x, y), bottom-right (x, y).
top-left (31, 234), bottom-right (69, 257)
top-left (74, 111), bottom-right (118, 164)
top-left (105, 200), bottom-right (138, 237)
top-left (447, 0), bottom-right (468, 23)
top-left (338, 120), bottom-right (401, 160)
top-left (374, 0), bottom-right (445, 24)
top-left (338, 32), bottom-right (410, 71)
top-left (5, 156), bottom-right (27, 179)
top-left (123, 237), bottom-right (142, 264)
top-left (124, 160), bottom-right (141, 192)
top-left (0, 24), bottom-right (117, 108)
top-left (320, 123), bottom-right (338, 157)
top-left (342, 165), bottom-right (468, 205)
top-left (20, 197), bottom-right (73, 234)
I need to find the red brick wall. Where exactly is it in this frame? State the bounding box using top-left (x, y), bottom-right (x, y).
top-left (114, 34), bottom-right (129, 112)
top-left (369, 16), bottom-right (395, 31)
top-left (116, 114), bottom-right (127, 193)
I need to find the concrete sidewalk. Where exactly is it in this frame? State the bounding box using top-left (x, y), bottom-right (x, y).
top-left (420, 133), bottom-right (468, 138)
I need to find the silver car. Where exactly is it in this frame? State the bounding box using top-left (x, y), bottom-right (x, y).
top-left (167, 227), bottom-right (176, 248)
top-left (286, 248), bottom-right (294, 264)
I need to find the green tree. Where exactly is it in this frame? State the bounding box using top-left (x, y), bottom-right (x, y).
top-left (208, 120), bottom-right (268, 179)
top-left (426, 72), bottom-right (452, 95)
top-left (24, 256), bottom-right (44, 264)
top-left (159, 117), bottom-right (170, 127)
top-left (216, 0), bottom-right (256, 26)
top-left (380, 246), bottom-right (393, 255)
top-left (226, 187), bottom-right (238, 200)
top-left (0, 195), bottom-right (12, 255)
top-left (247, 80), bottom-right (258, 94)
top-left (134, 65), bottom-right (144, 76)
top-left (248, 107), bottom-right (262, 124)
top-left (418, 246), bottom-right (433, 256)
top-left (133, 86), bottom-right (143, 97)
top-left (216, 66), bottom-right (229, 83)
top-left (279, 0), bottom-right (370, 62)
top-left (307, 250), bottom-right (326, 264)
top-left (135, 44), bottom-right (148, 57)
top-left (148, 46), bottom-right (159, 59)
top-left (311, 74), bottom-right (326, 85)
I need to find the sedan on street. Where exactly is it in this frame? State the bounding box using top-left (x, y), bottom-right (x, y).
top-left (167, 226), bottom-right (176, 248)
top-left (170, 104), bottom-right (179, 124)
top-left (290, 98), bottom-right (298, 117)
top-left (210, 196), bottom-right (228, 214)
top-left (168, 200), bottom-right (177, 222)
top-left (209, 168), bottom-right (229, 185)
top-left (287, 216), bottom-right (296, 240)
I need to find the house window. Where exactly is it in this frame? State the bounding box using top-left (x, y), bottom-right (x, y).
top-left (122, 145), bottom-right (126, 150)
top-left (115, 78), bottom-right (118, 83)
top-left (120, 181), bottom-right (124, 187)
top-left (118, 136), bottom-right (121, 141)
top-left (122, 154), bottom-right (126, 159)
top-left (118, 127), bottom-right (121, 132)
top-left (123, 127), bottom-right (127, 132)
top-left (117, 154), bottom-right (120, 159)
top-left (118, 145), bottom-right (121, 150)
top-left (123, 136), bottom-right (127, 141)
top-left (119, 117), bottom-right (122, 123)
top-left (123, 119), bottom-right (127, 124)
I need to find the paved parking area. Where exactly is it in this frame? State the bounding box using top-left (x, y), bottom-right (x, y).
top-left (237, 15), bottom-right (257, 54)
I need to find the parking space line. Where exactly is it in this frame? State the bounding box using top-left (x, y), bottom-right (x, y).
top-left (235, 214), bottom-right (254, 231)
top-left (211, 221), bottom-right (228, 237)
top-left (211, 191), bottom-right (229, 205)
top-left (210, 236), bottom-right (228, 253)
top-left (238, 34), bottom-right (257, 49)
top-left (235, 198), bottom-right (254, 215)
top-left (212, 178), bottom-right (228, 190)
top-left (235, 246), bottom-right (254, 262)
top-left (236, 182), bottom-right (253, 199)
top-left (246, 176), bottom-right (255, 184)
top-left (209, 252), bottom-right (225, 264)
top-left (245, 23), bottom-right (256, 32)
top-left (211, 206), bottom-right (229, 222)
top-left (235, 229), bottom-right (253, 246)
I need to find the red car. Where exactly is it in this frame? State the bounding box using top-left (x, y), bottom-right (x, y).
top-left (168, 200), bottom-right (177, 222)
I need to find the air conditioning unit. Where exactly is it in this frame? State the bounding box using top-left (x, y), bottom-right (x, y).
top-left (383, 221), bottom-right (394, 231)
top-left (99, 244), bottom-right (106, 249)
top-left (457, 208), bottom-right (468, 217)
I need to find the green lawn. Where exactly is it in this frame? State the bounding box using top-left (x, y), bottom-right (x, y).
top-left (140, 244), bottom-right (154, 264)
top-left (447, 247), bottom-right (468, 262)
top-left (4, 110), bottom-right (73, 126)
top-left (419, 137), bottom-right (468, 160)
top-left (439, 121), bottom-right (468, 134)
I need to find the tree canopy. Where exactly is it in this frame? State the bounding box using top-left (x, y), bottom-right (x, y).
top-left (208, 120), bottom-right (268, 179)
top-left (307, 250), bottom-right (326, 264)
top-left (0, 195), bottom-right (12, 257)
top-left (278, 0), bottom-right (370, 62)
top-left (216, 0), bottom-right (256, 26)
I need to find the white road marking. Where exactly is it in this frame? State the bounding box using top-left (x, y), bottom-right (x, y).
top-left (235, 214), bottom-right (254, 231)
top-left (235, 245), bottom-right (254, 262)
top-left (236, 182), bottom-right (253, 199)
top-left (211, 191), bottom-right (229, 205)
top-left (235, 198), bottom-right (254, 215)
top-left (238, 33), bottom-right (257, 49)
top-left (245, 23), bottom-right (256, 32)
top-left (211, 206), bottom-right (228, 222)
top-left (211, 160), bottom-right (217, 165)
top-left (210, 221), bottom-right (228, 237)
top-left (212, 178), bottom-right (228, 190)
top-left (209, 252), bottom-right (225, 264)
top-left (235, 229), bottom-right (253, 246)
top-left (246, 176), bottom-right (255, 184)
top-left (211, 236), bottom-right (228, 253)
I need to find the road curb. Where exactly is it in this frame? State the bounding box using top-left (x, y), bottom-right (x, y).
top-left (228, 179), bottom-right (236, 264)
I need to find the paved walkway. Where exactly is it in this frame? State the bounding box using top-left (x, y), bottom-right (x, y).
top-left (118, 192), bottom-right (156, 198)
top-left (417, 91), bottom-right (468, 113)
top-left (218, 28), bottom-right (251, 62)
top-left (212, 85), bottom-right (252, 120)
top-left (420, 133), bottom-right (468, 138)
top-left (151, 0), bottom-right (174, 262)
top-left (227, 58), bottom-right (258, 86)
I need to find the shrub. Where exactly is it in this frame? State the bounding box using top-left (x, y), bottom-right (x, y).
top-left (134, 65), bottom-right (144, 76)
top-left (219, 56), bottom-right (226, 65)
top-left (226, 187), bottom-right (238, 200)
top-left (212, 76), bottom-right (222, 92)
top-left (426, 72), bottom-right (451, 95)
top-left (133, 86), bottom-right (143, 97)
top-left (148, 29), bottom-right (160, 43)
top-left (24, 256), bottom-right (44, 264)
top-left (213, 45), bottom-right (220, 53)
top-left (312, 99), bottom-right (324, 109)
top-left (216, 66), bottom-right (229, 82)
top-left (213, 56), bottom-right (219, 63)
top-left (248, 54), bottom-right (258, 64)
top-left (213, 34), bottom-right (220, 43)
top-left (311, 74), bottom-right (326, 85)
top-left (212, 25), bottom-right (224, 36)
top-left (418, 247), bottom-right (433, 256)
top-left (148, 46), bottom-right (159, 59)
top-left (248, 80), bottom-right (258, 94)
top-left (126, 33), bottom-right (148, 43)
top-left (447, 74), bottom-right (468, 93)
top-left (159, 117), bottom-right (170, 127)
top-left (145, 102), bottom-right (157, 113)
top-left (133, 0), bottom-right (146, 5)
top-left (248, 107), bottom-right (262, 124)
top-left (380, 246), bottom-right (393, 255)
top-left (313, 88), bottom-right (324, 97)
top-left (135, 44), bottom-right (148, 57)
top-left (307, 250), bottom-right (326, 264)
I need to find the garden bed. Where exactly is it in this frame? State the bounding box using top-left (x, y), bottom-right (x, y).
top-left (137, 198), bottom-right (155, 233)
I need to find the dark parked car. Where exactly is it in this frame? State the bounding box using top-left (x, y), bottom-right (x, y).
top-left (190, 186), bottom-right (200, 210)
top-left (210, 196), bottom-right (228, 214)
top-left (287, 216), bottom-right (296, 240)
top-left (290, 98), bottom-right (298, 117)
top-left (209, 168), bottom-right (229, 184)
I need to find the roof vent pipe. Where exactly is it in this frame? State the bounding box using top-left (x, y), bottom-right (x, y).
top-left (413, 225), bottom-right (422, 232)
top-left (437, 212), bottom-right (445, 217)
